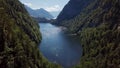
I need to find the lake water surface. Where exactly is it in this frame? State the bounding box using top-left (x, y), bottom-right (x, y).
top-left (39, 23), bottom-right (82, 68)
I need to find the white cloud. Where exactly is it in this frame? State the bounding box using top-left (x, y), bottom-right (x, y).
top-left (24, 3), bottom-right (32, 7)
top-left (45, 5), bottom-right (61, 12)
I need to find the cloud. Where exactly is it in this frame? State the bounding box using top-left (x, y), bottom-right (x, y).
top-left (45, 5), bottom-right (61, 12)
top-left (24, 3), bottom-right (32, 7)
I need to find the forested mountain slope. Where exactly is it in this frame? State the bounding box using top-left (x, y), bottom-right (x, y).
top-left (0, 0), bottom-right (60, 68)
top-left (59, 0), bottom-right (120, 33)
top-left (57, 0), bottom-right (94, 23)
top-left (56, 0), bottom-right (120, 68)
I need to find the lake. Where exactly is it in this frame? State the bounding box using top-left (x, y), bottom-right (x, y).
top-left (39, 23), bottom-right (82, 68)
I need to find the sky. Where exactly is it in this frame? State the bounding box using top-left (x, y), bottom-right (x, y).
top-left (20, 0), bottom-right (69, 12)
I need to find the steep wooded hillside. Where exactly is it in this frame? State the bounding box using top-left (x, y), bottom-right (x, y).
top-left (0, 0), bottom-right (60, 68)
top-left (57, 0), bottom-right (94, 23)
top-left (56, 0), bottom-right (120, 68)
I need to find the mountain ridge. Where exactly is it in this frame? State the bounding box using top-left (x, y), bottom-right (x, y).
top-left (57, 0), bottom-right (94, 23)
top-left (25, 5), bottom-right (54, 19)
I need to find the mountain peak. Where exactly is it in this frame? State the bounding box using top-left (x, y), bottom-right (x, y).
top-left (39, 8), bottom-right (45, 10)
top-left (25, 5), bottom-right (54, 19)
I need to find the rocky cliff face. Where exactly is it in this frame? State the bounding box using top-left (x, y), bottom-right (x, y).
top-left (0, 0), bottom-right (60, 68)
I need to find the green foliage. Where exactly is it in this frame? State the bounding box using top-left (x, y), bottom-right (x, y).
top-left (56, 0), bottom-right (120, 68)
top-left (0, 0), bottom-right (61, 68)
top-left (74, 25), bottom-right (120, 68)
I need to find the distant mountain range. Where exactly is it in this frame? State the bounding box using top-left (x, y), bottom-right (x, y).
top-left (50, 11), bottom-right (61, 18)
top-left (25, 5), bottom-right (54, 19)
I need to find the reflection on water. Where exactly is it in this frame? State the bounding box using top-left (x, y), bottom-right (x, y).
top-left (39, 23), bottom-right (82, 68)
